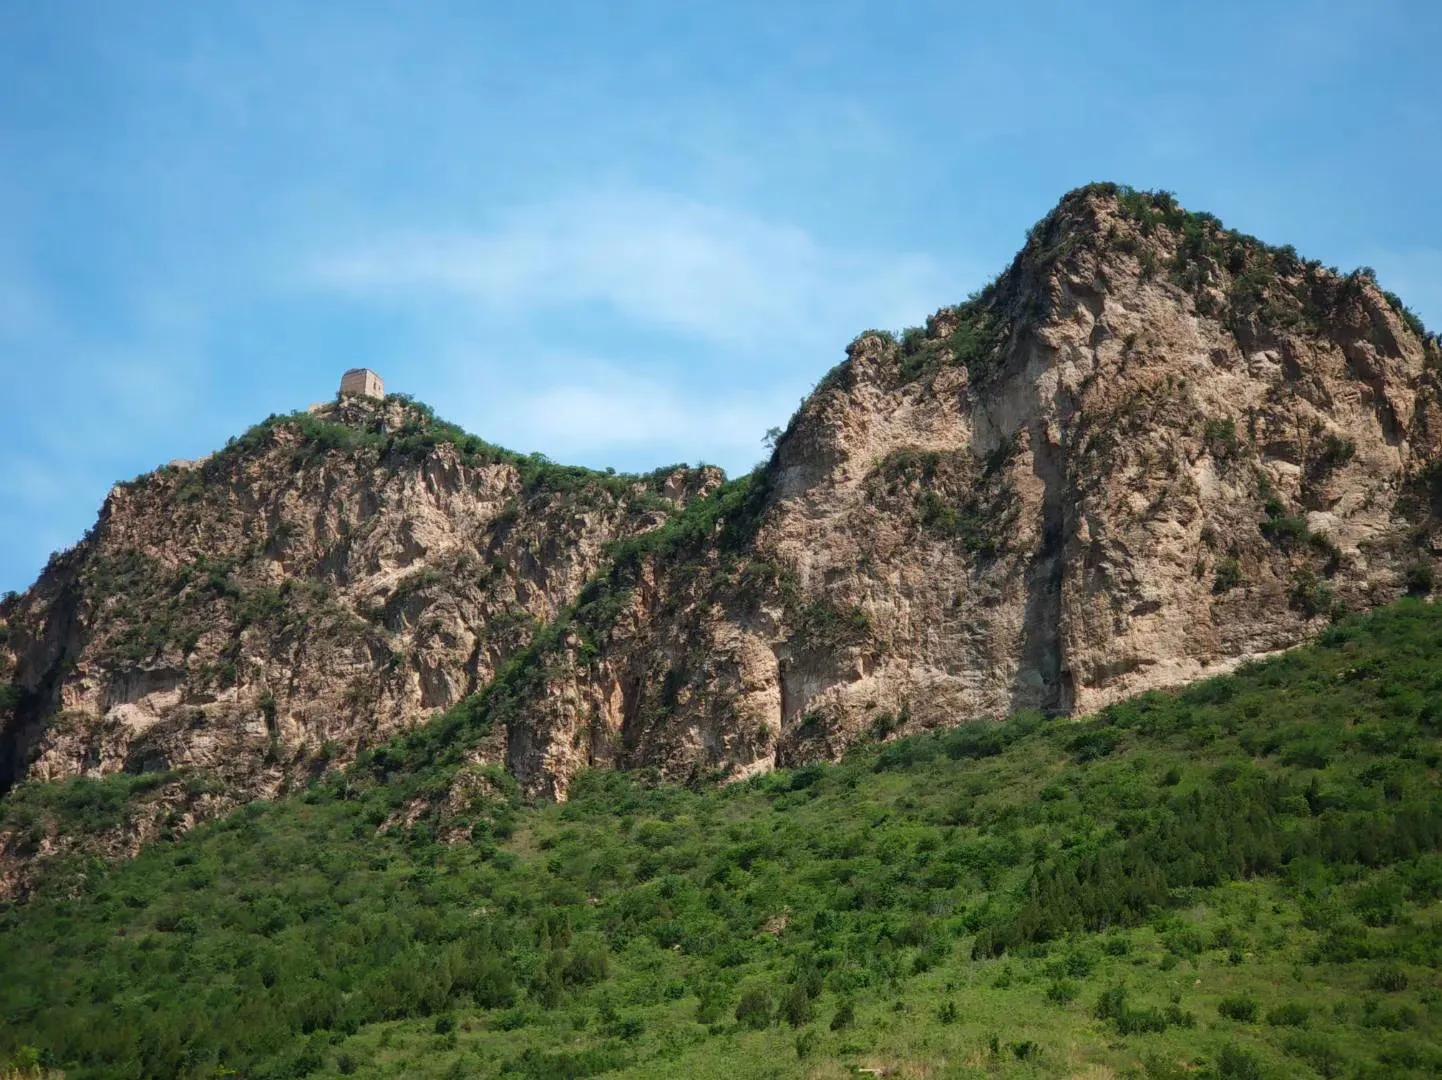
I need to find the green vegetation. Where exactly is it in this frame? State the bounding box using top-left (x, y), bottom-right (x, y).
top-left (77, 552), bottom-right (382, 671)
top-left (117, 396), bottom-right (690, 522)
top-left (896, 296), bottom-right (1011, 386)
top-left (0, 771), bottom-right (179, 840)
top-left (1204, 418), bottom-right (1243, 463)
top-left (1213, 556), bottom-right (1244, 594)
top-left (1255, 485), bottom-right (1343, 602)
top-left (2, 598), bottom-right (1442, 1077)
top-left (868, 446), bottom-right (1019, 560)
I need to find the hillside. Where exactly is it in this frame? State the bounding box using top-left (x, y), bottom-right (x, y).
top-left (3, 185), bottom-right (1442, 901)
top-left (1, 598), bottom-right (1440, 1078)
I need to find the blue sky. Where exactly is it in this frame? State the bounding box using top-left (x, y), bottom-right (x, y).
top-left (2, 1), bottom-right (1440, 594)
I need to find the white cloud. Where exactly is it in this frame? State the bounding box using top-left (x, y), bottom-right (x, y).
top-left (307, 188), bottom-right (950, 349)
top-left (484, 365), bottom-right (783, 468)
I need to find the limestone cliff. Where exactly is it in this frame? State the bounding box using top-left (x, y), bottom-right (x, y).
top-left (3, 184), bottom-right (1440, 891)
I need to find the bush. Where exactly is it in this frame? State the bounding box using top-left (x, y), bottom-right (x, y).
top-left (1095, 984), bottom-right (1171, 1034)
top-left (794, 1030), bottom-right (819, 1059)
top-left (1264, 1001), bottom-right (1309, 1027)
top-left (1289, 568), bottom-right (1336, 618)
top-left (779, 984), bottom-right (813, 1027)
top-left (1368, 965), bottom-right (1408, 992)
top-left (1283, 1033), bottom-right (1346, 1078)
top-left (1217, 995), bottom-right (1259, 1022)
top-left (1045, 980), bottom-right (1079, 1004)
top-left (1215, 1045), bottom-right (1264, 1080)
top-left (1314, 434), bottom-right (1355, 473)
top-left (562, 941), bottom-right (609, 987)
top-left (1204, 419), bottom-right (1242, 460)
top-left (1067, 728), bottom-right (1120, 762)
top-left (1214, 557), bottom-right (1243, 594)
top-left (830, 1000), bottom-right (855, 1031)
top-left (1405, 563), bottom-right (1434, 596)
top-left (735, 988), bottom-right (772, 1030)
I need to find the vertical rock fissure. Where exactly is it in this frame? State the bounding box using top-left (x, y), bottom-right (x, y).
top-left (1012, 417), bottom-right (1069, 715)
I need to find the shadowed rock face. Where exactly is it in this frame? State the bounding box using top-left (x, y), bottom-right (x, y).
top-left (2, 185), bottom-right (1440, 889)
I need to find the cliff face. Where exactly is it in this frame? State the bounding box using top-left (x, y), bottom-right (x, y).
top-left (3, 184), bottom-right (1440, 888)
top-left (478, 186), bottom-right (1442, 799)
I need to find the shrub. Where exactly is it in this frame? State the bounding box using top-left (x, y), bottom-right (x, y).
top-left (794, 1030), bottom-right (819, 1059)
top-left (1313, 434), bottom-right (1355, 473)
top-left (1095, 984), bottom-right (1171, 1034)
top-left (1217, 995), bottom-right (1259, 1022)
top-left (561, 941), bottom-right (609, 987)
top-left (1263, 513), bottom-right (1309, 547)
top-left (1405, 563), bottom-right (1434, 596)
top-left (735, 988), bottom-right (772, 1030)
top-left (1215, 1045), bottom-right (1263, 1080)
top-left (779, 984), bottom-right (813, 1027)
top-left (1368, 965), bottom-right (1408, 992)
top-left (1289, 569), bottom-right (1335, 619)
top-left (1204, 419), bottom-right (1242, 461)
top-left (1102, 934), bottom-right (1132, 956)
top-left (830, 1000), bottom-right (856, 1031)
top-left (1264, 1001), bottom-right (1309, 1027)
top-left (1214, 557), bottom-right (1243, 594)
top-left (694, 984), bottom-right (726, 1025)
top-left (1045, 980), bottom-right (1079, 1004)
top-left (1283, 1033), bottom-right (1346, 1078)
top-left (1067, 728), bottom-right (1120, 762)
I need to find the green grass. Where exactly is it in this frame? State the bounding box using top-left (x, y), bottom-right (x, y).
top-left (2, 600), bottom-right (1442, 1078)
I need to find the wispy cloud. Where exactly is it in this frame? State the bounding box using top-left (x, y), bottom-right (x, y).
top-left (307, 188), bottom-right (951, 350)
top-left (477, 363), bottom-right (784, 470)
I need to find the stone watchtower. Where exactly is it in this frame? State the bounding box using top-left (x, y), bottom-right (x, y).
top-left (339, 368), bottom-right (385, 400)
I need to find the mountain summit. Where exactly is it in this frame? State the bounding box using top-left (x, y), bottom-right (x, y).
top-left (2, 184), bottom-right (1439, 892)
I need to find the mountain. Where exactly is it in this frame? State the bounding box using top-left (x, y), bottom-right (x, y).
top-left (2, 183), bottom-right (1441, 900)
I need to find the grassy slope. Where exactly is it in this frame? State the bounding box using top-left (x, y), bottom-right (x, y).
top-left (2, 600), bottom-right (1441, 1080)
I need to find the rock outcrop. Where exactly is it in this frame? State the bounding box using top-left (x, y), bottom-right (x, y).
top-left (3, 184), bottom-right (1440, 891)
